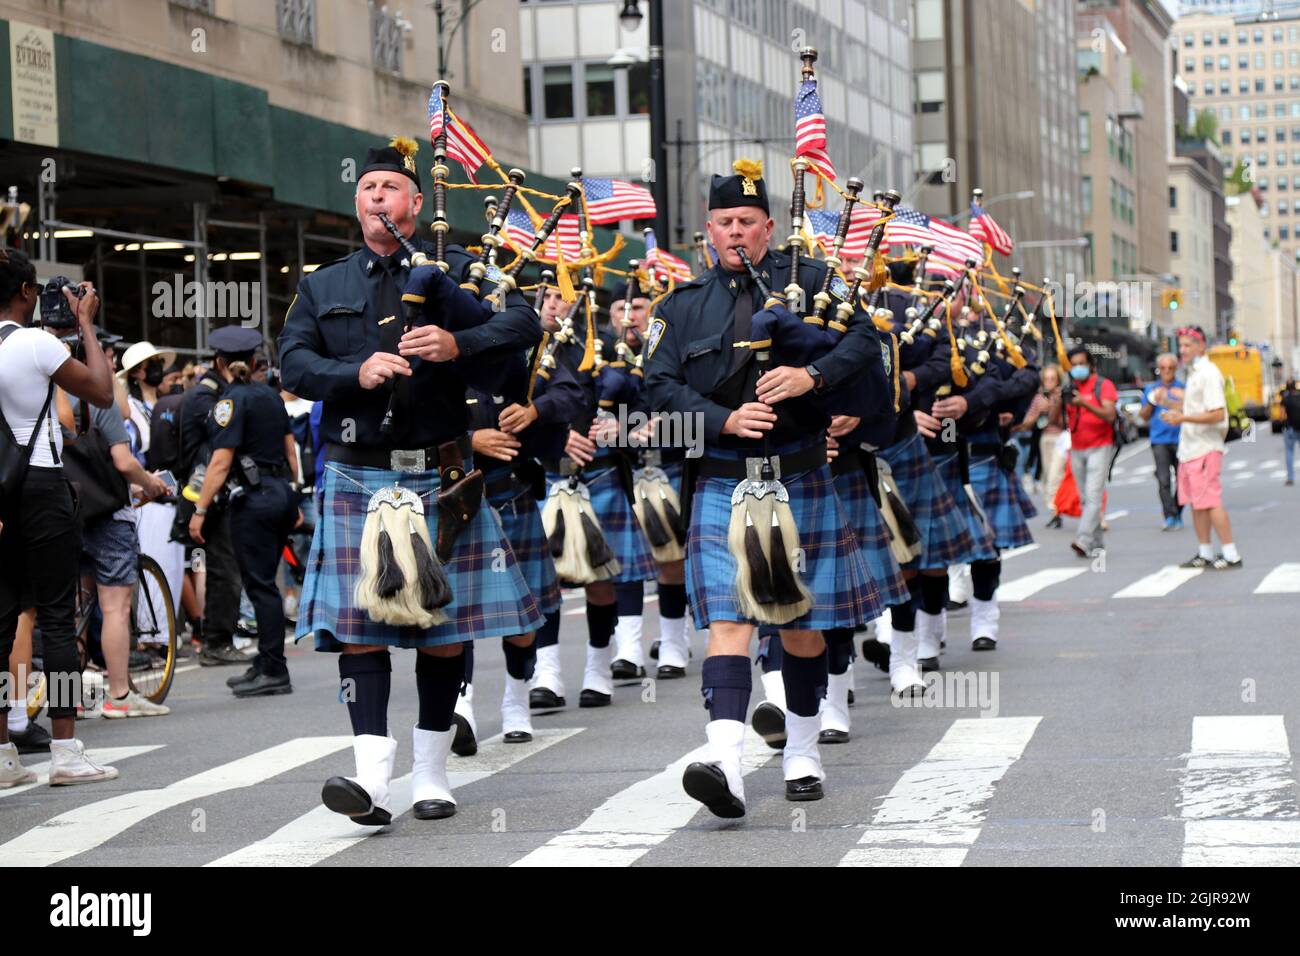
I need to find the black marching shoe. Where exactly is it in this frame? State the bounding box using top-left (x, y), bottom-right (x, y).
top-left (918, 656), bottom-right (940, 673)
top-left (750, 702), bottom-right (787, 750)
top-left (860, 637), bottom-right (890, 673)
top-left (1046, 514), bottom-right (1062, 529)
top-left (971, 636), bottom-right (997, 651)
top-left (198, 643), bottom-right (250, 667)
top-left (413, 799), bottom-right (456, 821)
top-left (656, 664), bottom-right (686, 680)
top-left (818, 728), bottom-right (850, 744)
top-left (785, 776), bottom-right (824, 801)
top-left (681, 762), bottom-right (745, 819)
top-left (579, 689), bottom-right (611, 708)
top-left (232, 671), bottom-right (292, 698)
top-left (944, 599), bottom-right (968, 612)
top-left (610, 659), bottom-right (645, 679)
top-left (10, 721), bottom-right (51, 754)
top-left (320, 778), bottom-right (392, 827)
top-left (847, 688), bottom-right (855, 707)
top-left (451, 714), bottom-right (478, 757)
top-left (649, 640), bottom-right (660, 660)
top-left (529, 687), bottom-right (566, 709)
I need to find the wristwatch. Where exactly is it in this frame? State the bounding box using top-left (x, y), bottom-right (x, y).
top-left (804, 363), bottom-right (826, 391)
top-left (194, 506), bottom-right (207, 516)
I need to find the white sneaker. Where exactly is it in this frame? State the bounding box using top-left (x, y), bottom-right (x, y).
top-left (102, 689), bottom-right (170, 719)
top-left (48, 739), bottom-right (119, 786)
top-left (0, 742), bottom-right (37, 788)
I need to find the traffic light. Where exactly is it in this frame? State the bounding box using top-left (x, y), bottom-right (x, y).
top-left (1160, 288), bottom-right (1183, 311)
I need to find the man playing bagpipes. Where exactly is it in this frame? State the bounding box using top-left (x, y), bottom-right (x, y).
top-left (279, 136), bottom-right (544, 826)
top-left (535, 271), bottom-right (659, 710)
top-left (929, 274), bottom-right (1043, 655)
top-left (644, 159), bottom-right (887, 817)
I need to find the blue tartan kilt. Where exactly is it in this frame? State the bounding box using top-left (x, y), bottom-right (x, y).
top-left (967, 455), bottom-right (1035, 550)
top-left (297, 462), bottom-right (543, 651)
top-left (932, 453), bottom-right (1000, 562)
top-left (1010, 465), bottom-right (1039, 520)
top-left (877, 432), bottom-right (976, 570)
top-left (545, 464), bottom-right (657, 584)
top-left (832, 466), bottom-right (911, 609)
top-left (685, 463), bottom-right (882, 631)
top-left (489, 484), bottom-right (562, 616)
top-left (662, 459), bottom-right (685, 500)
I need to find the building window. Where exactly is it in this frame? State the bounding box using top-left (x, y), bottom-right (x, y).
top-left (1274, 28), bottom-right (1284, 42)
top-left (1082, 176), bottom-right (1092, 216)
top-left (1260, 152), bottom-right (1269, 166)
top-left (1292, 76), bottom-right (1300, 90)
top-left (627, 63), bottom-right (650, 115)
top-left (522, 68), bottom-right (533, 119)
top-left (585, 64), bottom-right (616, 117)
top-left (1280, 152), bottom-right (1289, 166)
top-left (1291, 50), bottom-right (1299, 67)
top-left (1257, 78), bottom-right (1266, 92)
top-left (1237, 54), bottom-right (1248, 69)
top-left (1256, 52), bottom-right (1265, 69)
top-left (1241, 79), bottom-right (1251, 93)
top-left (1170, 231), bottom-right (1179, 254)
top-left (370, 3), bottom-right (401, 74)
top-left (1281, 225), bottom-right (1291, 240)
top-left (916, 70), bottom-right (945, 113)
top-left (1220, 55), bottom-right (1231, 70)
top-left (1221, 32), bottom-right (1230, 45)
top-left (1079, 112), bottom-right (1090, 152)
top-left (1223, 129), bottom-right (1232, 144)
top-left (1280, 178), bottom-right (1289, 191)
top-left (1293, 198), bottom-right (1300, 213)
top-left (1206, 31), bottom-right (1215, 46)
top-left (1260, 176), bottom-right (1270, 189)
top-left (1220, 80), bottom-right (1230, 94)
top-left (276, 0), bottom-right (315, 45)
top-left (1255, 29), bottom-right (1264, 43)
top-left (1204, 56), bottom-right (1214, 71)
top-left (1279, 201), bottom-right (1288, 214)
top-left (1257, 103), bottom-right (1268, 117)
top-left (1277, 77), bottom-right (1286, 91)
top-left (543, 65), bottom-right (574, 119)
top-left (1258, 128), bottom-right (1268, 142)
top-left (1278, 125), bottom-right (1288, 139)
top-left (1169, 185), bottom-right (1177, 209)
top-left (1241, 106), bottom-right (1251, 121)
top-left (1276, 52), bottom-right (1286, 69)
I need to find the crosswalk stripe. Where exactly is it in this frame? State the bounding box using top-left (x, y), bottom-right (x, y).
top-left (838, 716), bottom-right (1041, 867)
top-left (998, 568), bottom-right (1089, 603)
top-left (206, 728), bottom-right (583, 867)
top-left (1227, 460), bottom-right (1248, 471)
top-left (1254, 562), bottom-right (1300, 593)
top-left (1260, 459), bottom-right (1280, 469)
top-left (512, 727), bottom-right (776, 867)
top-left (1180, 716), bottom-right (1300, 866)
top-left (1000, 543), bottom-right (1039, 561)
top-left (1268, 470), bottom-right (1288, 480)
top-left (0, 746), bottom-right (164, 801)
top-left (1113, 565), bottom-right (1202, 599)
top-left (0, 736), bottom-right (352, 867)
top-left (1102, 509), bottom-right (1128, 520)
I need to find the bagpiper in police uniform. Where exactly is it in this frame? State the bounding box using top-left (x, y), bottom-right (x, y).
top-left (645, 160), bottom-right (885, 816)
top-left (279, 139), bottom-right (544, 825)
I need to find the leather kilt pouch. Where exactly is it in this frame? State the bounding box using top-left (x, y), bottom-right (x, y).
top-left (435, 440), bottom-right (484, 563)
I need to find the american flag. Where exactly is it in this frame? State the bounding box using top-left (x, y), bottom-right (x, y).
top-left (970, 202), bottom-right (1014, 255)
top-left (581, 177), bottom-right (657, 224)
top-left (794, 78), bottom-right (836, 180)
top-left (807, 207), bottom-right (880, 258)
top-left (503, 208), bottom-right (583, 260)
top-left (427, 84), bottom-right (492, 183)
top-left (887, 206), bottom-right (984, 276)
top-left (643, 228), bottom-right (692, 283)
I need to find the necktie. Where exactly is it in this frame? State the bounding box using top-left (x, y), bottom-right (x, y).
top-left (730, 274), bottom-right (754, 375)
top-left (377, 254), bottom-right (412, 442)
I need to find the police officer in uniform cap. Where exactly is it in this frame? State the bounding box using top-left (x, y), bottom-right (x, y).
top-left (188, 325), bottom-right (301, 697)
top-left (645, 159), bottom-right (885, 817)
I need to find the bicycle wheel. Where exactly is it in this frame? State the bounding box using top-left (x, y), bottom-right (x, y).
top-left (129, 554), bottom-right (177, 704)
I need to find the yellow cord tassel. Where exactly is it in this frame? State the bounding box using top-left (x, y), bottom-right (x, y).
top-left (945, 301), bottom-right (969, 388)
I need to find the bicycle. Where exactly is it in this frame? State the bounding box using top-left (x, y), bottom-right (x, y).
top-left (26, 552), bottom-right (178, 718)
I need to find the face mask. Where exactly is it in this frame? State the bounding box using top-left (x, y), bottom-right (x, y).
top-left (1069, 364), bottom-right (1090, 382)
top-left (143, 364), bottom-right (165, 387)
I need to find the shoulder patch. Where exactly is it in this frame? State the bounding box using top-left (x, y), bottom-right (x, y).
top-left (646, 317), bottom-right (668, 360)
top-left (880, 338), bottom-right (893, 377)
top-left (213, 399), bottom-right (234, 428)
top-left (485, 263), bottom-right (505, 284)
top-left (830, 275), bottom-right (850, 301)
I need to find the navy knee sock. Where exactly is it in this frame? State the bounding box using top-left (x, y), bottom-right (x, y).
top-left (502, 639), bottom-right (536, 680)
top-left (338, 651), bottom-right (391, 738)
top-left (700, 655), bottom-right (752, 723)
top-left (586, 601), bottom-right (616, 648)
top-left (657, 581), bottom-right (687, 619)
top-left (824, 628), bottom-right (855, 675)
top-left (972, 560), bottom-right (1001, 601)
top-left (462, 639), bottom-right (475, 684)
top-left (758, 626), bottom-right (783, 673)
top-left (919, 573), bottom-right (947, 616)
top-left (614, 581), bottom-right (644, 617)
top-left (781, 646), bottom-right (829, 717)
top-left (535, 609), bottom-right (561, 649)
top-left (415, 650), bottom-right (465, 732)
top-left (889, 600), bottom-right (916, 632)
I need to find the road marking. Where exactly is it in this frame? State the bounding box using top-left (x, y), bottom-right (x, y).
top-left (512, 727), bottom-right (777, 867)
top-left (1268, 471), bottom-right (1288, 480)
top-left (0, 746), bottom-right (164, 801)
top-left (1254, 562), bottom-right (1300, 594)
top-left (1113, 565), bottom-right (1202, 599)
top-left (1228, 460), bottom-right (1248, 471)
top-left (1180, 716), bottom-right (1300, 866)
top-left (1230, 472), bottom-right (1256, 482)
top-left (1259, 459), bottom-right (1280, 469)
top-left (1102, 509), bottom-right (1128, 521)
top-left (997, 568), bottom-right (1089, 603)
top-left (207, 729), bottom-right (583, 867)
top-left (838, 716), bottom-right (1041, 867)
top-left (1112, 440), bottom-right (1150, 467)
top-left (0, 736), bottom-right (352, 867)
top-left (1000, 543), bottom-right (1039, 561)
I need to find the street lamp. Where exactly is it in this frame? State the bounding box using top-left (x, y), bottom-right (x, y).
top-left (618, 1), bottom-right (644, 30)
top-left (431, 0), bottom-right (488, 78)
top-left (947, 190), bottom-right (1035, 224)
top-left (614, 1), bottom-right (668, 247)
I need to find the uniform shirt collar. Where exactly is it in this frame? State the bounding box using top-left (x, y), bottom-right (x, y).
top-left (716, 247), bottom-right (779, 294)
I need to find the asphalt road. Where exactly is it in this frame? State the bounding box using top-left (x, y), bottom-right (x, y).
top-left (2, 431), bottom-right (1297, 867)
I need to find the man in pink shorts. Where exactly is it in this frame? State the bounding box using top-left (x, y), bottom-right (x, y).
top-left (1157, 326), bottom-right (1242, 570)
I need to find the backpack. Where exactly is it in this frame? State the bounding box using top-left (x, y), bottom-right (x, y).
top-left (0, 323), bottom-right (56, 525)
top-left (1093, 378), bottom-right (1127, 449)
top-left (146, 391), bottom-right (185, 473)
top-left (1222, 377), bottom-right (1251, 443)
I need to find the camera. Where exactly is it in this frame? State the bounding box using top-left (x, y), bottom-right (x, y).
top-left (39, 276), bottom-right (83, 330)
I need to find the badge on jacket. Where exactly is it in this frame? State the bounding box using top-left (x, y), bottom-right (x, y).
top-left (880, 339), bottom-right (893, 376)
top-left (830, 276), bottom-right (849, 301)
top-left (213, 399), bottom-right (234, 428)
top-left (646, 317), bottom-right (667, 359)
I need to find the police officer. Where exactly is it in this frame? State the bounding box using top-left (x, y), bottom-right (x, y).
top-left (645, 159), bottom-right (886, 817)
top-left (188, 325), bottom-right (300, 697)
top-left (278, 138), bottom-right (543, 826)
top-left (176, 340), bottom-right (247, 667)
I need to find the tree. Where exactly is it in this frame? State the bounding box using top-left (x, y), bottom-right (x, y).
top-left (1193, 108), bottom-right (1219, 141)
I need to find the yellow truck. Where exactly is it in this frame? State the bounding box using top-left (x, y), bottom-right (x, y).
top-left (1207, 345), bottom-right (1267, 420)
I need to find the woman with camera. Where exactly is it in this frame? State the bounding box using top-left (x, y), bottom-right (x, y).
top-left (0, 248), bottom-right (121, 787)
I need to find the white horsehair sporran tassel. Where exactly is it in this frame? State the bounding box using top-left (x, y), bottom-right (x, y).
top-left (632, 465), bottom-right (685, 564)
top-left (354, 483), bottom-right (452, 628)
top-left (541, 476), bottom-right (620, 584)
top-left (727, 461), bottom-right (812, 626)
